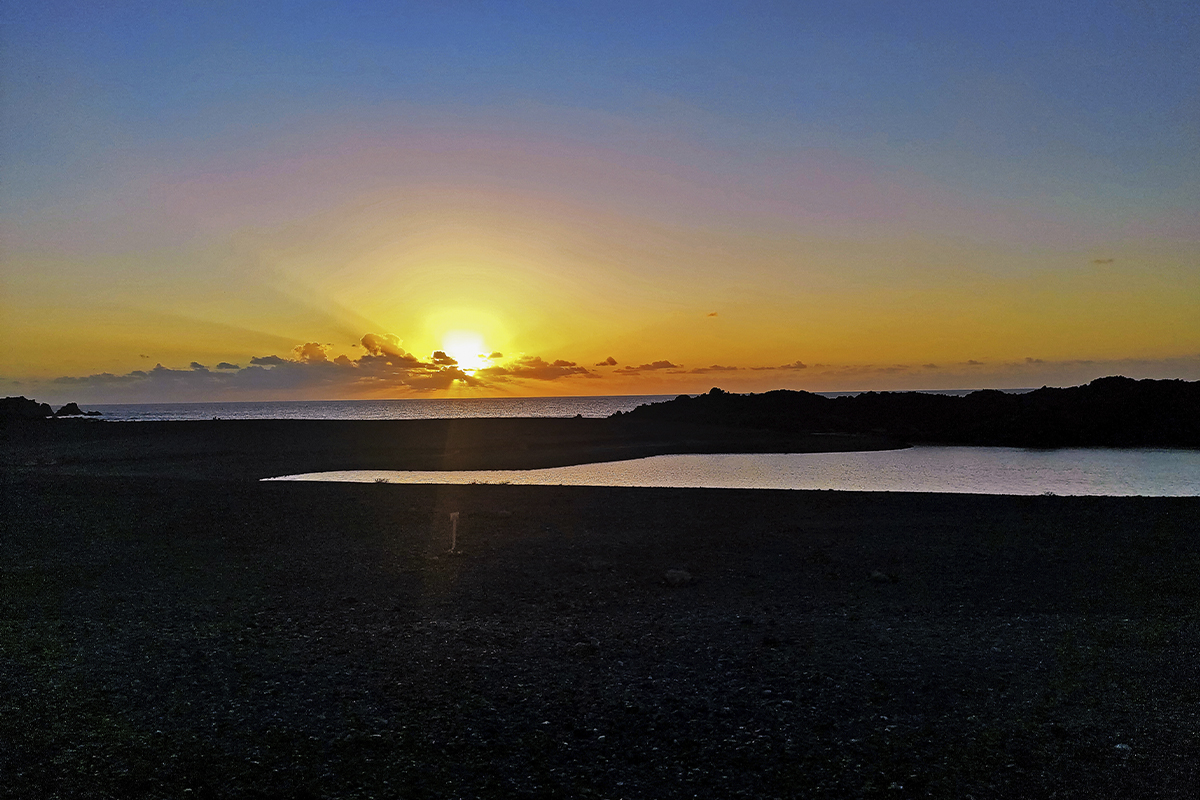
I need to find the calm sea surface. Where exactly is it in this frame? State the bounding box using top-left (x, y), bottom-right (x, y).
top-left (266, 447), bottom-right (1200, 497)
top-left (84, 390), bottom-right (1005, 422)
top-left (88, 395), bottom-right (677, 421)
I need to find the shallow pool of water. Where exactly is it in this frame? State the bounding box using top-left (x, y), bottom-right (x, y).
top-left (264, 446), bottom-right (1200, 496)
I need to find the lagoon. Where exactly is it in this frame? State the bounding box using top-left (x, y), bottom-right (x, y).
top-left (266, 445), bottom-right (1200, 497)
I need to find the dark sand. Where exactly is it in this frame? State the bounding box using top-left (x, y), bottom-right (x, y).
top-left (2, 419), bottom-right (1199, 798)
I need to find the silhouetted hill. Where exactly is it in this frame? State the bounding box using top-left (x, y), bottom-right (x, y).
top-left (1, 397), bottom-right (101, 423)
top-left (0, 396), bottom-right (54, 422)
top-left (619, 377), bottom-right (1200, 448)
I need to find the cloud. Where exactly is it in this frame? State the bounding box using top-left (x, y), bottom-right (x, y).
top-left (488, 351), bottom-right (503, 359)
top-left (688, 364), bottom-right (739, 374)
top-left (965, 360), bottom-right (984, 366)
top-left (44, 332), bottom-right (496, 399)
top-left (595, 356), bottom-right (618, 366)
top-left (355, 333), bottom-right (422, 370)
top-left (478, 356), bottom-right (592, 382)
top-left (614, 360), bottom-right (679, 373)
top-left (360, 333), bottom-right (407, 359)
top-left (293, 342), bottom-right (330, 363)
top-left (751, 360), bottom-right (807, 371)
top-left (403, 366), bottom-right (479, 391)
top-left (813, 364), bottom-right (912, 377)
top-left (706, 312), bottom-right (718, 317)
top-left (922, 363), bottom-right (939, 369)
top-left (1025, 357), bottom-right (1045, 364)
top-left (1092, 258), bottom-right (1115, 264)
top-left (53, 370), bottom-right (150, 386)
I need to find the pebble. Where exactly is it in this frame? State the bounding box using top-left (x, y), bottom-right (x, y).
top-left (664, 569), bottom-right (693, 587)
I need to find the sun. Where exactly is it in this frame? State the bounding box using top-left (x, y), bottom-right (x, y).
top-left (441, 330), bottom-right (490, 372)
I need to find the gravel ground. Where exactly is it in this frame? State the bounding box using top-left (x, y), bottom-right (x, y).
top-left (3, 473), bottom-right (1198, 799)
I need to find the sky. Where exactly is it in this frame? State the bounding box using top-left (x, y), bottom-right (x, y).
top-left (2, 0), bottom-right (1198, 403)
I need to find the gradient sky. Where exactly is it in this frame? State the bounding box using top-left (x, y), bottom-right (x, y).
top-left (3, 1), bottom-right (1198, 403)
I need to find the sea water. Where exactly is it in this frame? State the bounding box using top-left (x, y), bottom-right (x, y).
top-left (82, 388), bottom-right (1020, 421)
top-left (265, 447), bottom-right (1200, 497)
top-left (86, 395), bottom-right (678, 421)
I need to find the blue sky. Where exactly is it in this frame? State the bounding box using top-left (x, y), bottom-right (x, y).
top-left (6, 1), bottom-right (1195, 204)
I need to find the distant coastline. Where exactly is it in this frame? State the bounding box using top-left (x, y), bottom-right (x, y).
top-left (4, 388), bottom-right (1041, 423)
top-left (622, 376), bottom-right (1200, 449)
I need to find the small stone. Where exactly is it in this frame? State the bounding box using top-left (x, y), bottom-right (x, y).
top-left (571, 638), bottom-right (600, 655)
top-left (664, 569), bottom-right (693, 587)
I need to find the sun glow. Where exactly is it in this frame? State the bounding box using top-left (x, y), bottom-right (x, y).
top-left (441, 330), bottom-right (490, 372)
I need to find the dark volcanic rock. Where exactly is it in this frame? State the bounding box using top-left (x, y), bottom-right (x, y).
top-left (0, 395), bottom-right (53, 422)
top-left (51, 402), bottom-right (100, 417)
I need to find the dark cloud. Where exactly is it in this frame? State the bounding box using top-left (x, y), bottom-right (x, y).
top-left (1025, 357), bottom-right (1045, 364)
top-left (595, 356), bottom-right (618, 366)
top-left (751, 360), bottom-right (807, 371)
top-left (1092, 258), bottom-right (1115, 264)
top-left (404, 367), bottom-right (479, 391)
top-left (965, 360), bottom-right (984, 366)
top-left (488, 351), bottom-right (503, 359)
top-left (54, 371), bottom-right (146, 386)
top-left (614, 360), bottom-right (679, 373)
top-left (706, 312), bottom-right (718, 317)
top-left (813, 364), bottom-right (912, 377)
top-left (688, 365), bottom-right (739, 374)
top-left (44, 335), bottom-right (569, 399)
top-left (478, 356), bottom-right (592, 382)
top-left (922, 363), bottom-right (939, 369)
top-left (139, 354), bottom-right (150, 359)
top-left (354, 333), bottom-right (422, 371)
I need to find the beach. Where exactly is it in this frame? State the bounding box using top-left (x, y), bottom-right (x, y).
top-left (3, 419), bottom-right (1199, 797)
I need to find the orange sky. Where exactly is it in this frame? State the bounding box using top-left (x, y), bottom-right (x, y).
top-left (3, 4), bottom-right (1198, 403)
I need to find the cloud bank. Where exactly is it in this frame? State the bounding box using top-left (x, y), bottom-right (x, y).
top-left (47, 333), bottom-right (598, 401)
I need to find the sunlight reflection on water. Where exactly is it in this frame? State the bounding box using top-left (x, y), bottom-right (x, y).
top-left (264, 446), bottom-right (1200, 496)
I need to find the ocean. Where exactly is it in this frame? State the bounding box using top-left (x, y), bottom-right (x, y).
top-left (83, 389), bottom-right (1025, 422)
top-left (86, 395), bottom-right (678, 422)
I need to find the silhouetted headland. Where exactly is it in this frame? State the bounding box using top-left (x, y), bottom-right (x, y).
top-left (0, 396), bottom-right (102, 420)
top-left (621, 376), bottom-right (1200, 448)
